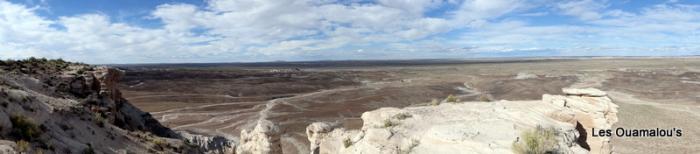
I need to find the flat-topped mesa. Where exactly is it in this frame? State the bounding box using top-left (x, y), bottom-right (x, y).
top-left (307, 88), bottom-right (619, 154)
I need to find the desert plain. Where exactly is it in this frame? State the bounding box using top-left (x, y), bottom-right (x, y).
top-left (116, 57), bottom-right (700, 154)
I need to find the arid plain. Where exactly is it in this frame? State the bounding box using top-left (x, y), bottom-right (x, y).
top-left (116, 58), bottom-right (700, 154)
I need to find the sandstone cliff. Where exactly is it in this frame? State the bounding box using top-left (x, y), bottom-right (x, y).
top-left (306, 88), bottom-right (618, 154)
top-left (0, 59), bottom-right (201, 153)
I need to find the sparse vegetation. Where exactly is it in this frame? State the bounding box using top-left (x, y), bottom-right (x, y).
top-left (82, 144), bottom-right (96, 154)
top-left (0, 57), bottom-right (76, 75)
top-left (430, 99), bottom-right (440, 106)
top-left (10, 115), bottom-right (42, 141)
top-left (16, 140), bottom-right (30, 152)
top-left (512, 126), bottom-right (559, 154)
top-left (343, 138), bottom-right (353, 148)
top-left (94, 113), bottom-right (105, 128)
top-left (152, 138), bottom-right (167, 150)
top-left (478, 94), bottom-right (492, 102)
top-left (445, 94), bottom-right (459, 103)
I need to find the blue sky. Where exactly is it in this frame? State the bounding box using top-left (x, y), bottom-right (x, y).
top-left (1, 0), bottom-right (699, 64)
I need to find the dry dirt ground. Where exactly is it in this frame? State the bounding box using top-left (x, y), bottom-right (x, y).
top-left (117, 58), bottom-right (700, 154)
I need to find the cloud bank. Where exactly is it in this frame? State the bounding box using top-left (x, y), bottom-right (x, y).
top-left (1, 0), bottom-right (699, 63)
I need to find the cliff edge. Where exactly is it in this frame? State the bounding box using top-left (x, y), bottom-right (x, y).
top-left (306, 88), bottom-right (618, 154)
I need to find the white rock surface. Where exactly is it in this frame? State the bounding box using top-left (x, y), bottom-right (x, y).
top-left (514, 72), bottom-right (538, 79)
top-left (0, 140), bottom-right (16, 154)
top-left (308, 88), bottom-right (618, 154)
top-left (237, 120), bottom-right (282, 154)
top-left (562, 88), bottom-right (608, 97)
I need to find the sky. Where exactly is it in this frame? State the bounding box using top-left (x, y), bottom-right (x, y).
top-left (1, 0), bottom-right (699, 64)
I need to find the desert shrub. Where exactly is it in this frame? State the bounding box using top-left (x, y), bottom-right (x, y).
top-left (445, 94), bottom-right (458, 103)
top-left (82, 144), bottom-right (95, 154)
top-left (512, 126), bottom-right (559, 154)
top-left (93, 113), bottom-right (105, 128)
top-left (152, 138), bottom-right (167, 150)
top-left (430, 99), bottom-right (440, 106)
top-left (478, 94), bottom-right (492, 102)
top-left (16, 140), bottom-right (30, 152)
top-left (343, 138), bottom-right (353, 148)
top-left (76, 68), bottom-right (86, 75)
top-left (10, 115), bottom-right (42, 141)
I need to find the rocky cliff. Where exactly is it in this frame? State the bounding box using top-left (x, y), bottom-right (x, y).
top-left (0, 59), bottom-right (200, 153)
top-left (306, 88), bottom-right (619, 154)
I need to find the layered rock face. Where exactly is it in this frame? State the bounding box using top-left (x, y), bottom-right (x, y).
top-left (55, 66), bottom-right (178, 137)
top-left (307, 88), bottom-right (618, 154)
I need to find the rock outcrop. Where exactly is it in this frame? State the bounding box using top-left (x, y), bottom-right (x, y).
top-left (0, 59), bottom-right (189, 153)
top-left (179, 131), bottom-right (237, 154)
top-left (0, 140), bottom-right (17, 154)
top-left (236, 119), bottom-right (283, 154)
top-left (545, 88), bottom-right (618, 154)
top-left (307, 88), bottom-right (618, 154)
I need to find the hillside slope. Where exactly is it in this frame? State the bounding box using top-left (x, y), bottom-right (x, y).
top-left (0, 59), bottom-right (196, 153)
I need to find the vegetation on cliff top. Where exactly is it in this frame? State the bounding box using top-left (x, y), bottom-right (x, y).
top-left (0, 57), bottom-right (86, 75)
top-left (513, 126), bottom-right (560, 154)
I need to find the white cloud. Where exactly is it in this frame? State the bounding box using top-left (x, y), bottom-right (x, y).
top-left (556, 0), bottom-right (607, 20)
top-left (0, 0), bottom-right (699, 63)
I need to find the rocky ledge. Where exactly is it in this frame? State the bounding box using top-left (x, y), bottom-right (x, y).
top-left (0, 59), bottom-right (233, 153)
top-left (306, 88), bottom-right (618, 154)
